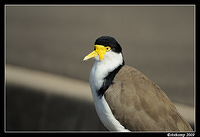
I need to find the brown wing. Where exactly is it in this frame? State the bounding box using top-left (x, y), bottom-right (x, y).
top-left (104, 65), bottom-right (192, 131)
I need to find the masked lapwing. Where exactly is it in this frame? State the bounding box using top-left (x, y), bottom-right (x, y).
top-left (83, 36), bottom-right (193, 131)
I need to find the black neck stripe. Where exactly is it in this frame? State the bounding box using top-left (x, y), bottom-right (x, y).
top-left (97, 60), bottom-right (125, 98)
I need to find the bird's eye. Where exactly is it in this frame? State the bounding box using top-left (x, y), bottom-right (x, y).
top-left (106, 46), bottom-right (111, 51)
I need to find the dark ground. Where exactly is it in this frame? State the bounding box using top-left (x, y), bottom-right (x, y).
top-left (5, 5), bottom-right (195, 131)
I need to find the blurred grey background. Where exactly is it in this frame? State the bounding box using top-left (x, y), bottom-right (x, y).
top-left (6, 5), bottom-right (194, 131)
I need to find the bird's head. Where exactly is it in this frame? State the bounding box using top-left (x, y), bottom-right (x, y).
top-left (83, 36), bottom-right (123, 61)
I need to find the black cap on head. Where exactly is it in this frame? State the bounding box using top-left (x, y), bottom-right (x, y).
top-left (94, 36), bottom-right (122, 53)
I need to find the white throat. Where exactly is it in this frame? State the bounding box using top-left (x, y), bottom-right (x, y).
top-left (90, 51), bottom-right (123, 95)
top-left (89, 51), bottom-right (129, 131)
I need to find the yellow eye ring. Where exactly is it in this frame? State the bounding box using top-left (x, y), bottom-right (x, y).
top-left (106, 46), bottom-right (111, 51)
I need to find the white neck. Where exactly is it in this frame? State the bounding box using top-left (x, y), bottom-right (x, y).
top-left (88, 51), bottom-right (129, 131)
top-left (89, 51), bottom-right (123, 97)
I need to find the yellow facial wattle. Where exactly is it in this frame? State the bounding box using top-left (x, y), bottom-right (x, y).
top-left (83, 45), bottom-right (111, 61)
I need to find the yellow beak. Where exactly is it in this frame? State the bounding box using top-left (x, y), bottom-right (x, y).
top-left (83, 45), bottom-right (107, 61)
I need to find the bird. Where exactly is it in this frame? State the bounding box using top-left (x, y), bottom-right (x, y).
top-left (83, 36), bottom-right (193, 132)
